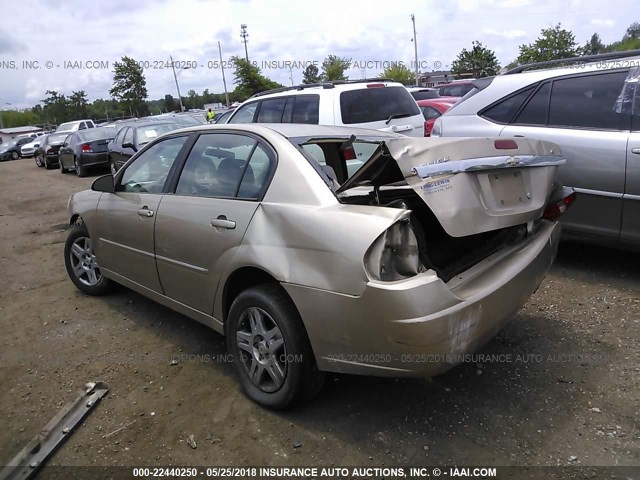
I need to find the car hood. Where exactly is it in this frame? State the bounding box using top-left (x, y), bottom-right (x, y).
top-left (337, 137), bottom-right (566, 237)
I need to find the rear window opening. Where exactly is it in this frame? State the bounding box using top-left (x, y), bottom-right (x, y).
top-left (340, 86), bottom-right (420, 124)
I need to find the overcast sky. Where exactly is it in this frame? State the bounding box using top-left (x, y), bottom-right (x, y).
top-left (0, 0), bottom-right (636, 108)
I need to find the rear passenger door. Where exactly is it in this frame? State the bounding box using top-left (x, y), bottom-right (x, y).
top-left (500, 70), bottom-right (630, 240)
top-left (154, 132), bottom-right (275, 315)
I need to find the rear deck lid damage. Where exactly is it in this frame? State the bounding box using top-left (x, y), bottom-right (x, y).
top-left (337, 137), bottom-right (565, 237)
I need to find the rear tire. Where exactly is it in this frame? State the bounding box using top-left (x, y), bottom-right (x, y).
top-left (226, 284), bottom-right (324, 409)
top-left (11, 151), bottom-right (18, 160)
top-left (64, 223), bottom-right (113, 296)
top-left (75, 157), bottom-right (87, 177)
top-left (59, 158), bottom-right (68, 174)
top-left (35, 154), bottom-right (44, 168)
top-left (44, 158), bottom-right (54, 170)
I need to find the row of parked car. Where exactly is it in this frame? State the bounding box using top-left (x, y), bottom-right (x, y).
top-left (21, 112), bottom-right (206, 176)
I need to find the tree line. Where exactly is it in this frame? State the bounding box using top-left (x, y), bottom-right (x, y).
top-left (2, 22), bottom-right (638, 129)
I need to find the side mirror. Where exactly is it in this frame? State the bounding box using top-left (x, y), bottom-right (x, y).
top-left (91, 174), bottom-right (115, 193)
top-left (122, 142), bottom-right (137, 152)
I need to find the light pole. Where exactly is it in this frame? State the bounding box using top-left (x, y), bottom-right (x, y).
top-left (411, 14), bottom-right (419, 86)
top-left (170, 55), bottom-right (190, 112)
top-left (218, 41), bottom-right (230, 107)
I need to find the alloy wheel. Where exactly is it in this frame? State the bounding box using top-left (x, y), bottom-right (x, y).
top-left (68, 236), bottom-right (102, 286)
top-left (235, 307), bottom-right (287, 393)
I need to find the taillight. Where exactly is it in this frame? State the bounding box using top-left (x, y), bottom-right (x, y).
top-left (366, 83), bottom-right (385, 88)
top-left (424, 121), bottom-right (429, 137)
top-left (543, 191), bottom-right (576, 221)
top-left (45, 146), bottom-right (51, 153)
top-left (364, 218), bottom-right (421, 281)
top-left (343, 146), bottom-right (356, 160)
top-left (431, 117), bottom-right (442, 137)
top-left (81, 144), bottom-right (93, 153)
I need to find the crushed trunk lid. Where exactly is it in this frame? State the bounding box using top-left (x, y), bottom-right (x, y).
top-left (337, 137), bottom-right (565, 237)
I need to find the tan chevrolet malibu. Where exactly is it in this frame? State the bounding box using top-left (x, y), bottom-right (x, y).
top-left (64, 123), bottom-right (574, 409)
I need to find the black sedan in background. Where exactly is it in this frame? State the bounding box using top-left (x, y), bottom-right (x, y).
top-left (58, 126), bottom-right (117, 177)
top-left (34, 132), bottom-right (71, 168)
top-left (108, 121), bottom-right (181, 173)
top-left (0, 137), bottom-right (34, 160)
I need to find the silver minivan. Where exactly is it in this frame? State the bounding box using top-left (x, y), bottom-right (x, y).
top-left (432, 51), bottom-right (640, 248)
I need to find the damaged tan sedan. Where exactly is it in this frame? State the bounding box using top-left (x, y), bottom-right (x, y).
top-left (65, 124), bottom-right (574, 409)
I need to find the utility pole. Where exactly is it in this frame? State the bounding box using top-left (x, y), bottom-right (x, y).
top-left (218, 41), bottom-right (230, 107)
top-left (240, 24), bottom-right (249, 62)
top-left (411, 14), bottom-right (419, 86)
top-left (289, 67), bottom-right (294, 86)
top-left (170, 55), bottom-right (184, 112)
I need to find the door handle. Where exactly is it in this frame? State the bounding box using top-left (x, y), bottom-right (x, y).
top-left (632, 148), bottom-right (640, 155)
top-left (137, 208), bottom-right (154, 217)
top-left (211, 216), bottom-right (236, 229)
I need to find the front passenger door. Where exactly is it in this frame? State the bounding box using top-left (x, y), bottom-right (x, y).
top-left (94, 135), bottom-right (190, 292)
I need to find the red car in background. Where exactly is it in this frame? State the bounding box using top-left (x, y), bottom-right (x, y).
top-left (417, 98), bottom-right (457, 136)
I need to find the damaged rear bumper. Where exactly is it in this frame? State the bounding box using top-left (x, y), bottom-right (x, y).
top-left (283, 220), bottom-right (561, 377)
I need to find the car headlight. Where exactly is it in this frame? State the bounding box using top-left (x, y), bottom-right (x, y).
top-left (364, 218), bottom-right (421, 281)
top-left (431, 117), bottom-right (443, 137)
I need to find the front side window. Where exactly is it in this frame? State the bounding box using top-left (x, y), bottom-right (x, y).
top-left (175, 133), bottom-right (273, 198)
top-left (548, 71), bottom-right (628, 130)
top-left (228, 102), bottom-right (258, 123)
top-left (123, 127), bottom-right (134, 145)
top-left (117, 136), bottom-right (188, 193)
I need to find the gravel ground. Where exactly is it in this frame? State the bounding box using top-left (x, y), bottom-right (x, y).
top-left (0, 157), bottom-right (638, 477)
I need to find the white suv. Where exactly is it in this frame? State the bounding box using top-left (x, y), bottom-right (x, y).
top-left (226, 79), bottom-right (424, 137)
top-left (55, 119), bottom-right (96, 132)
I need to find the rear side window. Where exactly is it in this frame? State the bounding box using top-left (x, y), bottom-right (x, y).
top-left (548, 71), bottom-right (628, 130)
top-left (228, 102), bottom-right (258, 123)
top-left (256, 97), bottom-right (287, 123)
top-left (291, 95), bottom-right (319, 124)
top-left (422, 106), bottom-right (442, 120)
top-left (411, 90), bottom-right (440, 100)
top-left (514, 82), bottom-right (551, 125)
top-left (482, 86), bottom-right (535, 124)
top-left (340, 86), bottom-right (420, 124)
top-left (439, 84), bottom-right (473, 97)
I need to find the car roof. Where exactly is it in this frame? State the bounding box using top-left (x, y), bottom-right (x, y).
top-left (246, 80), bottom-right (409, 101)
top-left (163, 123), bottom-right (406, 140)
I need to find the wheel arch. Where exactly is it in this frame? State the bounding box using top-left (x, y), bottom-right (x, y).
top-left (221, 266), bottom-right (282, 326)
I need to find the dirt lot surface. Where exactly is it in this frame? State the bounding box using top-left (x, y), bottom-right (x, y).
top-left (0, 158), bottom-right (638, 476)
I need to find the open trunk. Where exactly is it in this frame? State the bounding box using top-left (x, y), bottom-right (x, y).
top-left (336, 137), bottom-right (565, 281)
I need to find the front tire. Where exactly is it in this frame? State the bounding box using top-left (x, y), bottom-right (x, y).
top-left (59, 158), bottom-right (68, 174)
top-left (226, 284), bottom-right (324, 409)
top-left (64, 223), bottom-right (113, 296)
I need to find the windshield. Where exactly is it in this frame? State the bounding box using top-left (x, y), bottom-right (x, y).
top-left (340, 86), bottom-right (420, 124)
top-left (136, 123), bottom-right (180, 145)
top-left (56, 122), bottom-right (76, 131)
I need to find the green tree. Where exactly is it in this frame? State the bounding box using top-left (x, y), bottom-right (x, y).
top-left (164, 94), bottom-right (178, 112)
top-left (605, 22), bottom-right (640, 52)
top-left (321, 55), bottom-right (351, 81)
top-left (302, 64), bottom-right (322, 84)
top-left (517, 24), bottom-right (581, 64)
top-left (41, 90), bottom-right (70, 124)
top-left (110, 56), bottom-right (149, 117)
top-left (231, 57), bottom-right (282, 100)
top-left (380, 63), bottom-right (415, 84)
top-left (451, 41), bottom-right (500, 78)
top-left (583, 33), bottom-right (605, 55)
top-left (69, 90), bottom-right (89, 118)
